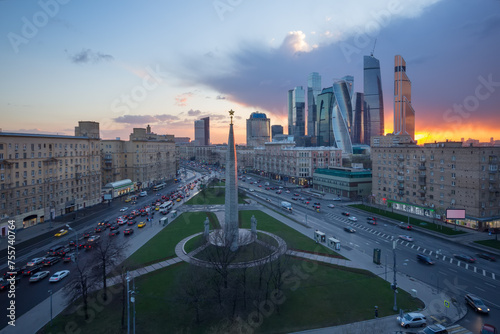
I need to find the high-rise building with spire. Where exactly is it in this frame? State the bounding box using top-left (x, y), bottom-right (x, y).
top-left (393, 55), bottom-right (415, 140)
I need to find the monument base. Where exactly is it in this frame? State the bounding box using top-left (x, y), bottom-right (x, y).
top-left (208, 228), bottom-right (255, 248)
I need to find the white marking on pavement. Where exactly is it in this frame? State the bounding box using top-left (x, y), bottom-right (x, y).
top-left (474, 267), bottom-right (477, 273)
top-left (476, 287), bottom-right (485, 292)
top-left (483, 269), bottom-right (486, 276)
top-left (465, 264), bottom-right (468, 270)
top-left (493, 273), bottom-right (496, 280)
top-left (411, 244), bottom-right (415, 249)
top-left (485, 282), bottom-right (496, 288)
top-left (417, 246), bottom-right (420, 251)
top-left (429, 251), bottom-right (433, 256)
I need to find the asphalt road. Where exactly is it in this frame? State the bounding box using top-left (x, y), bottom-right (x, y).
top-left (240, 175), bottom-right (500, 334)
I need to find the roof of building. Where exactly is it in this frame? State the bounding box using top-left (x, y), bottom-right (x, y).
top-left (0, 132), bottom-right (91, 140)
top-left (314, 168), bottom-right (372, 178)
top-left (249, 112), bottom-right (267, 119)
top-left (103, 179), bottom-right (133, 189)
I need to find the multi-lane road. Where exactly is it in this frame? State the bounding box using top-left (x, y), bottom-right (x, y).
top-left (239, 175), bottom-right (500, 333)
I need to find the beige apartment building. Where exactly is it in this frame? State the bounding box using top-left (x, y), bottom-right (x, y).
top-left (254, 141), bottom-right (343, 185)
top-left (101, 125), bottom-right (177, 189)
top-left (372, 135), bottom-right (500, 231)
top-left (0, 121), bottom-right (102, 230)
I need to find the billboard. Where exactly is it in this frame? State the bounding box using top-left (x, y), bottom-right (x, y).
top-left (446, 209), bottom-right (465, 219)
top-left (103, 194), bottom-right (112, 200)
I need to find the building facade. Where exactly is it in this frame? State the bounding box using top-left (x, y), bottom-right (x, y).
top-left (351, 92), bottom-right (367, 145)
top-left (246, 112), bottom-right (271, 147)
top-left (313, 166), bottom-right (372, 199)
top-left (271, 125), bottom-right (283, 140)
top-left (332, 78), bottom-right (354, 154)
top-left (254, 141), bottom-right (342, 186)
top-left (288, 86), bottom-right (306, 137)
top-left (194, 117), bottom-right (210, 146)
top-left (101, 126), bottom-right (176, 190)
top-left (307, 72), bottom-right (322, 140)
top-left (363, 54), bottom-right (385, 143)
top-left (371, 135), bottom-right (500, 231)
top-left (0, 121), bottom-right (102, 229)
top-left (393, 55), bottom-right (415, 140)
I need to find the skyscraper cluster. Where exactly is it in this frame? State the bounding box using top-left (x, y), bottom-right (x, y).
top-left (287, 54), bottom-right (386, 153)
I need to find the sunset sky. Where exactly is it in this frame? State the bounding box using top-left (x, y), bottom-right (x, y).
top-left (1, 0), bottom-right (499, 145)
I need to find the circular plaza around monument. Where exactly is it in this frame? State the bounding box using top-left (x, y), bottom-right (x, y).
top-left (175, 229), bottom-right (288, 269)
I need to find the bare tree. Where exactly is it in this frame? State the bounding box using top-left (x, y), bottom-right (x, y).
top-left (64, 257), bottom-right (97, 320)
top-left (91, 235), bottom-right (128, 301)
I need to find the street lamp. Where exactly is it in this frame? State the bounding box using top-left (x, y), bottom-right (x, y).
top-left (66, 224), bottom-right (78, 258)
top-left (48, 289), bottom-right (53, 327)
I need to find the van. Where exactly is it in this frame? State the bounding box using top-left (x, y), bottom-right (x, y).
top-left (139, 191), bottom-right (147, 197)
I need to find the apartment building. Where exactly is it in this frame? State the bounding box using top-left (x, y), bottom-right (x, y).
top-left (372, 135), bottom-right (500, 231)
top-left (101, 126), bottom-right (176, 189)
top-left (0, 121), bottom-right (102, 229)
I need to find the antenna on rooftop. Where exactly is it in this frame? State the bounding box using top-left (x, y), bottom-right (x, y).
top-left (371, 38), bottom-right (377, 56)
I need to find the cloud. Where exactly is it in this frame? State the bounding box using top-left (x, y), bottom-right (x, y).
top-left (464, 14), bottom-right (500, 38)
top-left (187, 109), bottom-right (202, 116)
top-left (68, 48), bottom-right (114, 64)
top-left (113, 114), bottom-right (180, 125)
top-left (175, 92), bottom-right (193, 106)
top-left (216, 95), bottom-right (226, 100)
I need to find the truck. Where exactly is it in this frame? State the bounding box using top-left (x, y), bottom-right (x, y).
top-left (281, 201), bottom-right (292, 212)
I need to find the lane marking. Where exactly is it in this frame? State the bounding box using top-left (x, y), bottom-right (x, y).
top-left (417, 246), bottom-right (421, 251)
top-left (475, 287), bottom-right (485, 292)
top-left (483, 269), bottom-right (486, 276)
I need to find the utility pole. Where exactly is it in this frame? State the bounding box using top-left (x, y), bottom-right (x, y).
top-left (392, 240), bottom-right (398, 312)
top-left (132, 277), bottom-right (136, 334)
top-left (127, 272), bottom-right (130, 334)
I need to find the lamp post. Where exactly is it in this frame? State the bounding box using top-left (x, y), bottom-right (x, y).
top-left (392, 240), bottom-right (398, 312)
top-left (126, 272), bottom-right (130, 334)
top-left (48, 289), bottom-right (53, 327)
top-left (66, 224), bottom-right (78, 259)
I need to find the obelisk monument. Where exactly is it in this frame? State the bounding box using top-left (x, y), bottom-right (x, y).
top-left (224, 109), bottom-right (239, 251)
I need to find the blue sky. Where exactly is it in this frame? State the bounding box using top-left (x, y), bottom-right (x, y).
top-left (1, 0), bottom-right (499, 144)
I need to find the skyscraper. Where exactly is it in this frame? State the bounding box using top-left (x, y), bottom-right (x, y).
top-left (363, 55), bottom-right (385, 142)
top-left (194, 117), bottom-right (210, 145)
top-left (287, 86), bottom-right (305, 137)
top-left (332, 79), bottom-right (354, 154)
top-left (393, 55), bottom-right (415, 140)
top-left (352, 92), bottom-right (368, 144)
top-left (246, 111), bottom-right (270, 147)
top-left (271, 125), bottom-right (283, 140)
top-left (316, 87), bottom-right (334, 147)
top-left (307, 72), bottom-right (321, 140)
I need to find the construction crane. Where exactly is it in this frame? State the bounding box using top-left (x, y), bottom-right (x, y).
top-left (371, 39), bottom-right (377, 56)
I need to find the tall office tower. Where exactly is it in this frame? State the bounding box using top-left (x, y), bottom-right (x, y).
top-left (194, 117), bottom-right (210, 145)
top-left (352, 92), bottom-right (368, 144)
top-left (246, 111), bottom-right (271, 147)
top-left (287, 86), bottom-right (306, 137)
top-left (363, 55), bottom-right (385, 142)
top-left (316, 87), bottom-right (334, 147)
top-left (307, 72), bottom-right (322, 140)
top-left (271, 125), bottom-right (283, 140)
top-left (332, 79), bottom-right (354, 154)
top-left (342, 75), bottom-right (354, 97)
top-left (393, 55), bottom-right (415, 140)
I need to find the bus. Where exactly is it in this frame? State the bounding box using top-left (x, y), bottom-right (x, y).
top-left (153, 183), bottom-right (167, 191)
top-left (159, 201), bottom-right (174, 214)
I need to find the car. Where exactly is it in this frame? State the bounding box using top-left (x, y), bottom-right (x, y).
top-left (26, 257), bottom-right (45, 267)
top-left (397, 312), bottom-right (427, 328)
top-left (109, 230), bottom-right (120, 236)
top-left (62, 253), bottom-right (75, 263)
top-left (398, 223), bottom-right (413, 230)
top-left (332, 197), bottom-right (342, 201)
top-left (109, 224), bottom-right (119, 230)
top-left (21, 265), bottom-right (42, 276)
top-left (417, 253), bottom-right (435, 265)
top-left (120, 207), bottom-right (128, 212)
top-left (312, 205), bottom-right (320, 209)
top-left (49, 270), bottom-right (70, 282)
top-left (176, 198), bottom-right (181, 202)
top-left (477, 253), bottom-right (496, 261)
top-left (367, 220), bottom-right (378, 225)
top-left (454, 254), bottom-right (476, 263)
top-left (481, 324), bottom-right (498, 334)
top-left (367, 217), bottom-right (377, 221)
top-left (138, 221), bottom-right (146, 228)
top-left (294, 193), bottom-right (300, 196)
top-left (249, 188), bottom-right (254, 192)
top-left (341, 212), bottom-right (350, 216)
top-left (83, 231), bottom-right (92, 238)
top-left (42, 257), bottom-right (61, 266)
top-left (97, 220), bottom-right (108, 226)
top-left (29, 271), bottom-right (50, 283)
top-left (127, 220), bottom-right (136, 225)
top-left (465, 293), bottom-right (490, 313)
top-left (291, 197), bottom-right (298, 201)
top-left (88, 235), bottom-right (101, 243)
top-left (57, 247), bottom-right (71, 256)
top-left (123, 228), bottom-right (134, 235)
top-left (399, 235), bottom-right (414, 242)
top-left (0, 276), bottom-right (20, 290)
top-left (313, 202), bottom-right (321, 205)
top-left (420, 324), bottom-right (448, 334)
top-left (328, 204), bottom-right (335, 208)
top-left (348, 216), bottom-right (357, 221)
top-left (344, 226), bottom-right (356, 233)
top-left (46, 245), bottom-right (65, 256)
top-left (54, 229), bottom-right (68, 237)
top-left (124, 198), bottom-right (131, 202)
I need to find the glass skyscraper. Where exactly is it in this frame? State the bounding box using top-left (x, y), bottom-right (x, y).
top-left (352, 92), bottom-right (367, 144)
top-left (363, 55), bottom-right (385, 143)
top-left (287, 86), bottom-right (305, 137)
top-left (332, 79), bottom-right (353, 154)
top-left (393, 55), bottom-right (415, 140)
top-left (307, 72), bottom-right (321, 139)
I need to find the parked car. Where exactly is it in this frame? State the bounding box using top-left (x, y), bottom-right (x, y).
top-left (481, 324), bottom-right (498, 334)
top-left (417, 254), bottom-right (435, 265)
top-left (477, 253), bottom-right (496, 262)
top-left (344, 226), bottom-right (356, 233)
top-left (454, 254), bottom-right (476, 263)
top-left (420, 324), bottom-right (448, 334)
top-left (49, 270), bottom-right (70, 282)
top-left (348, 216), bottom-right (357, 222)
top-left (397, 312), bottom-right (427, 328)
top-left (123, 228), bottom-right (134, 235)
top-left (465, 293), bottom-right (490, 313)
top-left (54, 229), bottom-right (68, 237)
top-left (399, 235), bottom-right (414, 242)
top-left (29, 271), bottom-right (50, 283)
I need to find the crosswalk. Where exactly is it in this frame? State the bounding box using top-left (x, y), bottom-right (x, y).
top-left (325, 213), bottom-right (498, 281)
top-left (446, 324), bottom-right (473, 334)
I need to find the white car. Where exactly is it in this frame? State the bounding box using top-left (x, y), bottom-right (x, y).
top-left (249, 189), bottom-right (255, 192)
top-left (332, 197), bottom-right (342, 201)
top-left (49, 270), bottom-right (70, 282)
top-left (328, 204), bottom-right (335, 208)
top-left (29, 271), bottom-right (50, 282)
top-left (27, 257), bottom-right (45, 266)
top-left (120, 207), bottom-right (128, 212)
top-left (348, 216), bottom-right (357, 221)
top-left (399, 235), bottom-right (414, 242)
top-left (397, 312), bottom-right (427, 328)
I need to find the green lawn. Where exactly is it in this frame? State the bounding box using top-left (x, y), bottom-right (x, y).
top-left (185, 187), bottom-right (247, 205)
top-left (350, 204), bottom-right (466, 236)
top-left (121, 211), bottom-right (219, 270)
top-left (42, 260), bottom-right (423, 334)
top-left (239, 210), bottom-right (344, 258)
top-left (474, 239), bottom-right (500, 250)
